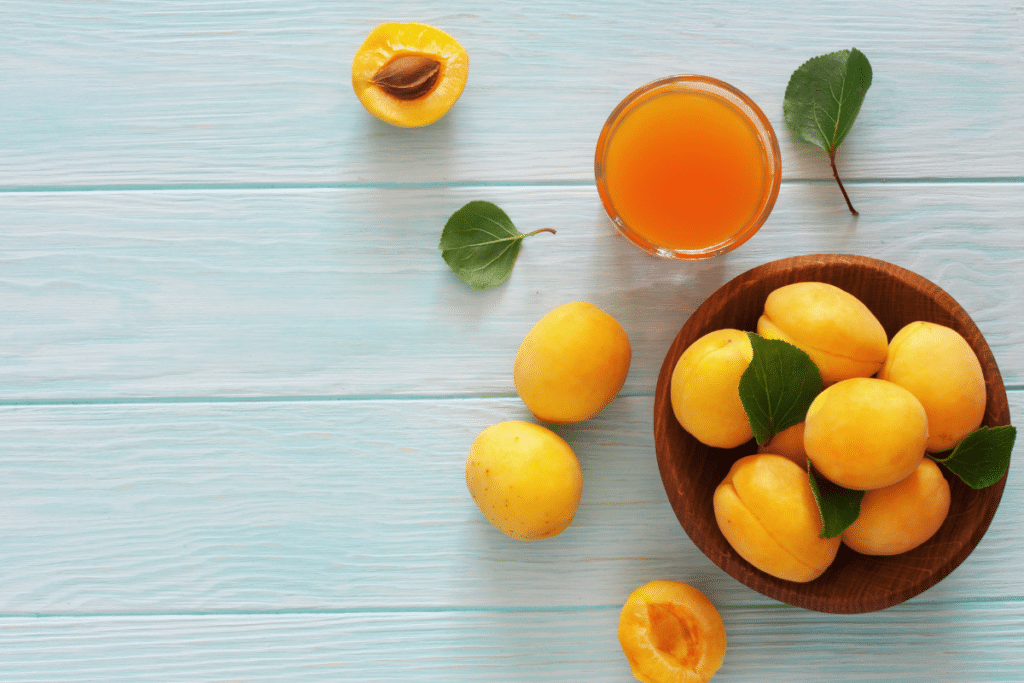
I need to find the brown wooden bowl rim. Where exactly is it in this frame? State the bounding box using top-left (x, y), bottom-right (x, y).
top-left (653, 254), bottom-right (1010, 613)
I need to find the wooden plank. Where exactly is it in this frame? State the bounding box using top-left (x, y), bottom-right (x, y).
top-left (1, 1), bottom-right (1021, 187)
top-left (0, 393), bottom-right (1019, 614)
top-left (1, 601), bottom-right (1023, 682)
top-left (1, 184), bottom-right (1021, 400)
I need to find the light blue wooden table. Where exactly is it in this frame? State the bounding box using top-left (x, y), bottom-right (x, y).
top-left (2, 2), bottom-right (1022, 680)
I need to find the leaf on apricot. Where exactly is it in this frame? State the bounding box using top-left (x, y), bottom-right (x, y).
top-left (937, 425), bottom-right (1016, 489)
top-left (738, 333), bottom-right (823, 446)
top-left (808, 463), bottom-right (864, 539)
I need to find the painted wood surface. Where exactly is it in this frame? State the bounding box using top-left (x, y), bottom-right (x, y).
top-left (1, 1), bottom-right (1022, 188)
top-left (1, 0), bottom-right (1021, 681)
top-left (2, 184), bottom-right (1021, 400)
top-left (1, 394), bottom-right (1022, 614)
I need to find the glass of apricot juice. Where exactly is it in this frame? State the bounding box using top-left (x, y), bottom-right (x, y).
top-left (595, 75), bottom-right (781, 259)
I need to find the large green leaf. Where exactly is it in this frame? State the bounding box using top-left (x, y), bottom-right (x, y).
top-left (438, 201), bottom-right (553, 290)
top-left (784, 48), bottom-right (872, 156)
top-left (738, 333), bottom-right (823, 447)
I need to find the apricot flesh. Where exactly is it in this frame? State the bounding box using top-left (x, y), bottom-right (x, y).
top-left (842, 458), bottom-right (951, 555)
top-left (878, 321), bottom-right (986, 453)
top-left (714, 454), bottom-right (840, 582)
top-left (757, 281), bottom-right (888, 385)
top-left (352, 22), bottom-right (469, 127)
top-left (465, 421), bottom-right (583, 541)
top-left (514, 302), bottom-right (631, 424)
top-left (618, 580), bottom-right (726, 683)
top-left (804, 377), bottom-right (928, 491)
top-left (670, 329), bottom-right (754, 449)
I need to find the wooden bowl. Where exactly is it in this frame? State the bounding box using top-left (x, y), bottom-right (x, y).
top-left (654, 254), bottom-right (1011, 614)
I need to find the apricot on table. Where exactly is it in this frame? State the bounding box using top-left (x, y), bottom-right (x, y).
top-left (878, 321), bottom-right (986, 453)
top-left (714, 454), bottom-right (840, 582)
top-left (618, 580), bottom-right (726, 683)
top-left (514, 301), bottom-right (632, 424)
top-left (756, 281), bottom-right (888, 385)
top-left (352, 22), bottom-right (469, 127)
top-left (465, 421), bottom-right (583, 541)
top-left (803, 377), bottom-right (928, 491)
top-left (842, 458), bottom-right (951, 555)
top-left (670, 329), bottom-right (753, 449)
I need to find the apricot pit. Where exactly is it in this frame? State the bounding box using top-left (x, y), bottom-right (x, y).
top-left (352, 22), bottom-right (469, 127)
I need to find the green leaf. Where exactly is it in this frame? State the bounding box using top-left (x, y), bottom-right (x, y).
top-left (738, 333), bottom-right (823, 447)
top-left (783, 48), bottom-right (872, 155)
top-left (808, 463), bottom-right (864, 539)
top-left (438, 200), bottom-right (554, 290)
top-left (783, 48), bottom-right (872, 215)
top-left (936, 425), bottom-right (1016, 489)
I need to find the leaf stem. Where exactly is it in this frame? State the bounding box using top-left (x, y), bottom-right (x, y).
top-left (524, 228), bottom-right (557, 237)
top-left (829, 152), bottom-right (858, 216)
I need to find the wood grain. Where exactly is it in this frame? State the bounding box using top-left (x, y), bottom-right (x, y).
top-left (0, 393), bottom-right (1019, 615)
top-left (1, 184), bottom-right (1021, 402)
top-left (2, 603), bottom-right (1024, 682)
top-left (0, 1), bottom-right (1021, 187)
top-left (2, 1), bottom-right (1022, 680)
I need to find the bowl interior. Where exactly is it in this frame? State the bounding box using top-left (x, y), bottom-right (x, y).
top-left (653, 254), bottom-right (1010, 613)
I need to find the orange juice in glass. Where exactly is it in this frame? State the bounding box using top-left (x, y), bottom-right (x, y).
top-left (595, 76), bottom-right (781, 259)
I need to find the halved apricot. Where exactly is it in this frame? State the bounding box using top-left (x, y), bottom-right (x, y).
top-left (618, 580), bottom-right (726, 683)
top-left (352, 22), bottom-right (469, 127)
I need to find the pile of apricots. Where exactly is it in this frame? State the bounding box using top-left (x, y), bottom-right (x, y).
top-left (464, 301), bottom-right (632, 541)
top-left (671, 281), bottom-right (987, 583)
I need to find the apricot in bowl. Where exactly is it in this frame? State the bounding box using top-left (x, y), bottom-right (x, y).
top-left (653, 254), bottom-right (1010, 613)
top-left (879, 321), bottom-right (987, 453)
top-left (669, 328), bottom-right (753, 449)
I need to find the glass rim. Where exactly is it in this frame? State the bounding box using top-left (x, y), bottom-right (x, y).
top-left (595, 74), bottom-right (782, 260)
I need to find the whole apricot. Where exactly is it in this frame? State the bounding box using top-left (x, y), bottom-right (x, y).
top-left (758, 422), bottom-right (807, 469)
top-left (618, 580), bottom-right (726, 683)
top-left (465, 421), bottom-right (583, 541)
top-left (670, 329), bottom-right (753, 449)
top-left (878, 321), bottom-right (986, 453)
top-left (513, 302), bottom-right (631, 424)
top-left (352, 22), bottom-right (469, 127)
top-left (714, 454), bottom-right (840, 582)
top-left (757, 281), bottom-right (888, 385)
top-left (841, 458), bottom-right (951, 555)
top-left (804, 377), bottom-right (928, 491)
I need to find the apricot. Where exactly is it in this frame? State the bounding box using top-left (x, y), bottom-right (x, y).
top-left (841, 458), bottom-right (951, 555)
top-left (757, 281), bottom-right (888, 385)
top-left (465, 421), bottom-right (583, 541)
top-left (513, 302), bottom-right (631, 424)
top-left (758, 422), bottom-right (807, 469)
top-left (804, 377), bottom-right (928, 491)
top-left (618, 580), bottom-right (726, 683)
top-left (670, 329), bottom-right (753, 449)
top-left (713, 454), bottom-right (840, 582)
top-left (352, 22), bottom-right (469, 127)
top-left (878, 321), bottom-right (986, 453)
